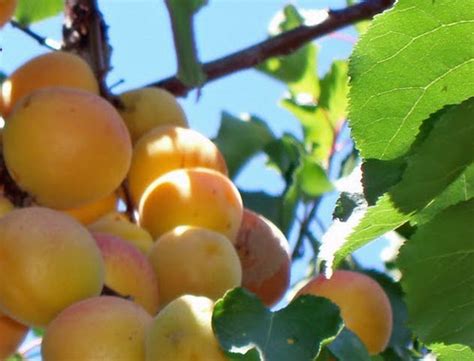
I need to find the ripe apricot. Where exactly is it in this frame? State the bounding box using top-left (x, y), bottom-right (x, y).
top-left (3, 88), bottom-right (132, 209)
top-left (0, 207), bottom-right (105, 327)
top-left (139, 168), bottom-right (243, 241)
top-left (118, 87), bottom-right (187, 143)
top-left (0, 194), bottom-right (14, 217)
top-left (128, 125), bottom-right (228, 205)
top-left (88, 212), bottom-right (154, 254)
top-left (0, 311), bottom-right (28, 360)
top-left (93, 233), bottom-right (160, 314)
top-left (0, 0), bottom-right (16, 29)
top-left (295, 270), bottom-right (392, 354)
top-left (42, 296), bottom-right (152, 361)
top-left (145, 295), bottom-right (227, 361)
top-left (235, 209), bottom-right (291, 306)
top-left (63, 192), bottom-right (118, 225)
top-left (1, 51), bottom-right (99, 115)
top-left (149, 226), bottom-right (241, 306)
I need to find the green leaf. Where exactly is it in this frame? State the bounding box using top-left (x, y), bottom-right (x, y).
top-left (295, 156), bottom-right (333, 198)
top-left (214, 112), bottom-right (275, 179)
top-left (398, 199), bottom-right (474, 347)
top-left (165, 0), bottom-right (207, 87)
top-left (329, 98), bottom-right (474, 266)
top-left (333, 192), bottom-right (366, 222)
top-left (429, 344), bottom-right (474, 361)
top-left (349, 0), bottom-right (474, 161)
top-left (14, 0), bottom-right (63, 25)
top-left (257, 5), bottom-right (320, 98)
top-left (240, 191), bottom-right (282, 230)
top-left (319, 61), bottom-right (349, 128)
top-left (328, 328), bottom-right (371, 361)
top-left (339, 148), bottom-right (359, 179)
top-left (264, 134), bottom-right (303, 180)
top-left (212, 288), bottom-right (343, 361)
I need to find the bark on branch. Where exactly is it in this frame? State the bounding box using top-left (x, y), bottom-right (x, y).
top-left (151, 0), bottom-right (395, 97)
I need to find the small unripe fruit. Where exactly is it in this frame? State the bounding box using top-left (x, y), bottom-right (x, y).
top-left (118, 87), bottom-right (187, 143)
top-left (145, 295), bottom-right (227, 361)
top-left (42, 296), bottom-right (152, 361)
top-left (3, 88), bottom-right (132, 209)
top-left (1, 51), bottom-right (99, 115)
top-left (139, 168), bottom-right (243, 241)
top-left (128, 125), bottom-right (228, 205)
top-left (149, 226), bottom-right (242, 306)
top-left (0, 207), bottom-right (105, 327)
top-left (296, 270), bottom-right (393, 355)
top-left (235, 209), bottom-right (291, 306)
top-left (0, 311), bottom-right (28, 360)
top-left (93, 233), bottom-right (160, 314)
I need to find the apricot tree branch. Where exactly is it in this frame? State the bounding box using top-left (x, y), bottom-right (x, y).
top-left (10, 20), bottom-right (62, 50)
top-left (150, 0), bottom-right (394, 96)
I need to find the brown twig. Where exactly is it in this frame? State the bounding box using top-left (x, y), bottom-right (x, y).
top-left (10, 20), bottom-right (62, 50)
top-left (150, 0), bottom-right (395, 96)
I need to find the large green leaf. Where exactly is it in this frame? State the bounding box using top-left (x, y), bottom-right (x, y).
top-left (212, 288), bottom-right (343, 361)
top-left (214, 112), bottom-right (275, 179)
top-left (165, 0), bottom-right (207, 87)
top-left (14, 0), bottom-right (63, 25)
top-left (325, 98), bottom-right (474, 266)
top-left (349, 0), bottom-right (474, 161)
top-left (429, 344), bottom-right (474, 361)
top-left (397, 199), bottom-right (474, 347)
top-left (328, 328), bottom-right (371, 361)
top-left (257, 5), bottom-right (320, 98)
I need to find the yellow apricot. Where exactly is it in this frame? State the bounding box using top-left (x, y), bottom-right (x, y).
top-left (0, 311), bottom-right (28, 360)
top-left (93, 233), bottom-right (160, 314)
top-left (118, 87), bottom-right (187, 143)
top-left (88, 212), bottom-right (154, 254)
top-left (0, 0), bottom-right (16, 29)
top-left (149, 226), bottom-right (241, 306)
top-left (145, 295), bottom-right (227, 361)
top-left (139, 168), bottom-right (243, 241)
top-left (1, 51), bottom-right (99, 115)
top-left (63, 192), bottom-right (118, 225)
top-left (42, 296), bottom-right (152, 361)
top-left (128, 125), bottom-right (228, 205)
top-left (296, 270), bottom-right (393, 355)
top-left (0, 207), bottom-right (105, 327)
top-left (0, 194), bottom-right (14, 217)
top-left (3, 88), bottom-right (132, 209)
top-left (235, 209), bottom-right (291, 306)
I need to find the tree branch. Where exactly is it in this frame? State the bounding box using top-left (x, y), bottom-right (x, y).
top-left (150, 0), bottom-right (394, 97)
top-left (10, 20), bottom-right (61, 50)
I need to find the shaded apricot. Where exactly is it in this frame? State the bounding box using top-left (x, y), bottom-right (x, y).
top-left (128, 126), bottom-right (228, 204)
top-left (295, 270), bottom-right (392, 355)
top-left (1, 51), bottom-right (99, 115)
top-left (0, 207), bottom-right (105, 327)
top-left (93, 233), bottom-right (160, 314)
top-left (235, 209), bottom-right (291, 306)
top-left (139, 168), bottom-right (243, 241)
top-left (88, 212), bottom-right (154, 254)
top-left (0, 0), bottom-right (16, 29)
top-left (149, 226), bottom-right (241, 306)
top-left (0, 311), bottom-right (28, 360)
top-left (63, 192), bottom-right (118, 225)
top-left (118, 87), bottom-right (187, 143)
top-left (145, 295), bottom-right (226, 361)
top-left (42, 296), bottom-right (152, 361)
top-left (3, 88), bottom-right (132, 209)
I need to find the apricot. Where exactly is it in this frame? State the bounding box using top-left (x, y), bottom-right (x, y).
top-left (88, 212), bottom-right (154, 254)
top-left (118, 87), bottom-right (187, 143)
top-left (0, 207), bottom-right (105, 327)
top-left (93, 233), bottom-right (160, 314)
top-left (128, 125), bottom-right (228, 205)
top-left (0, 311), bottom-right (28, 360)
top-left (139, 168), bottom-right (243, 241)
top-left (235, 209), bottom-right (291, 306)
top-left (145, 295), bottom-right (227, 361)
top-left (0, 194), bottom-right (14, 217)
top-left (149, 226), bottom-right (241, 306)
top-left (1, 51), bottom-right (99, 115)
top-left (42, 296), bottom-right (152, 361)
top-left (0, 0), bottom-right (16, 29)
top-left (63, 192), bottom-right (118, 225)
top-left (295, 270), bottom-right (392, 355)
top-left (3, 88), bottom-right (132, 209)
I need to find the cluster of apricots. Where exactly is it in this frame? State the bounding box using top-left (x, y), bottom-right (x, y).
top-left (0, 5), bottom-right (393, 360)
